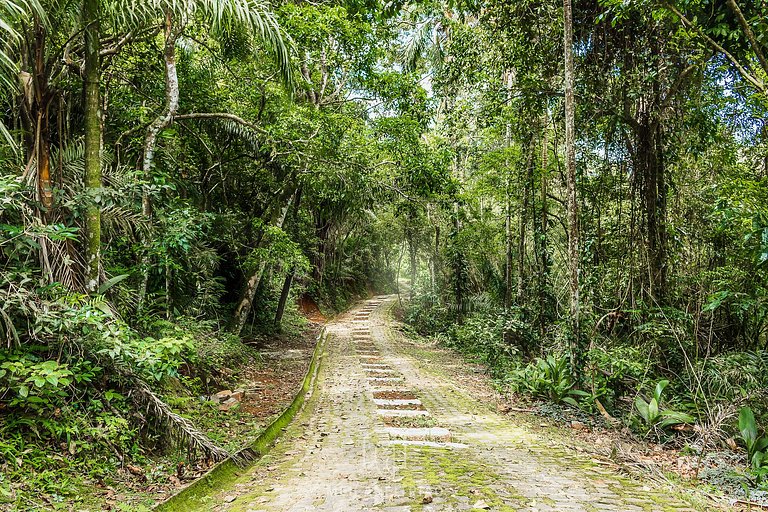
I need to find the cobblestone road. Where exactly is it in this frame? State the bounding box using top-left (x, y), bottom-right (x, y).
top-left (206, 296), bottom-right (714, 512)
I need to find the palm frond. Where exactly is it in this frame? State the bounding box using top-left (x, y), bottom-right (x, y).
top-left (0, 0), bottom-right (50, 91)
top-left (131, 378), bottom-right (233, 462)
top-left (101, 204), bottom-right (149, 239)
top-left (106, 0), bottom-right (293, 86)
top-left (400, 20), bottom-right (432, 72)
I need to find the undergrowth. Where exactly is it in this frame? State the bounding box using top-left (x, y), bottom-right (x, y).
top-left (403, 293), bottom-right (768, 496)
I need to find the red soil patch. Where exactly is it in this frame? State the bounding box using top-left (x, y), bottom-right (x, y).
top-left (299, 294), bottom-right (326, 322)
top-left (240, 327), bottom-right (320, 417)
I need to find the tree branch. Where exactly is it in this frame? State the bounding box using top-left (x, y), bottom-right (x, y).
top-left (725, 0), bottom-right (768, 78)
top-left (664, 2), bottom-right (766, 94)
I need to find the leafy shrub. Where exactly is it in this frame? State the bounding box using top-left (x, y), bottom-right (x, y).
top-left (508, 354), bottom-right (588, 407)
top-left (404, 292), bottom-right (453, 335)
top-left (447, 312), bottom-right (521, 376)
top-left (632, 305), bottom-right (695, 372)
top-left (586, 344), bottom-right (650, 408)
top-left (633, 380), bottom-right (695, 437)
top-left (693, 350), bottom-right (768, 400)
top-left (150, 316), bottom-right (255, 386)
top-left (0, 353), bottom-right (100, 412)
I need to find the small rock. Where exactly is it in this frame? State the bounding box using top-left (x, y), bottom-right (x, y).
top-left (422, 493), bottom-right (433, 504)
top-left (223, 495), bottom-right (237, 503)
top-left (472, 499), bottom-right (490, 509)
top-left (219, 397), bottom-right (239, 411)
top-left (571, 421), bottom-right (587, 431)
top-left (231, 389), bottom-right (245, 401)
top-left (212, 389), bottom-right (233, 403)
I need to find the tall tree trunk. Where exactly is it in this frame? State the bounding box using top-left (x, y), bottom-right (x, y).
top-left (504, 69), bottom-right (514, 310)
top-left (564, 0), bottom-right (581, 376)
top-left (451, 152), bottom-right (466, 324)
top-left (142, 11), bottom-right (180, 214)
top-left (504, 175), bottom-right (513, 309)
top-left (635, 106), bottom-right (667, 304)
top-left (426, 203), bottom-right (437, 293)
top-left (535, 114), bottom-right (552, 337)
top-left (231, 190), bottom-right (296, 336)
top-left (83, 0), bottom-right (101, 293)
top-left (517, 141), bottom-right (534, 304)
top-left (312, 216), bottom-right (331, 285)
top-left (32, 21), bottom-right (53, 210)
top-left (138, 12), bottom-right (180, 309)
top-left (408, 229), bottom-right (417, 299)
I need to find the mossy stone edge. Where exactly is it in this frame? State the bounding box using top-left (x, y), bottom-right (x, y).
top-left (153, 327), bottom-right (328, 511)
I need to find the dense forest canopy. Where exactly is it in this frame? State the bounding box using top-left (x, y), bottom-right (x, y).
top-left (3, 0), bottom-right (768, 508)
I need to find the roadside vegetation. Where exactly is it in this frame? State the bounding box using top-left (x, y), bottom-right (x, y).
top-left (3, 0), bottom-right (768, 509)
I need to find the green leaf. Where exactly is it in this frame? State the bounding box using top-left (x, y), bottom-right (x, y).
top-left (659, 410), bottom-right (695, 427)
top-left (562, 397), bottom-right (579, 408)
top-left (97, 274), bottom-right (130, 294)
top-left (635, 396), bottom-right (650, 422)
top-left (648, 398), bottom-right (659, 422)
top-left (18, 385), bottom-right (28, 398)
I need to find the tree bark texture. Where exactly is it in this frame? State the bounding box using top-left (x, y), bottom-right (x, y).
top-left (83, 0), bottom-right (102, 293)
top-left (564, 0), bottom-right (582, 373)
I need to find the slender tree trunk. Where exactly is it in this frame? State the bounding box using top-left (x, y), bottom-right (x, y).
top-left (517, 142), bottom-right (534, 304)
top-left (408, 229), bottom-right (417, 299)
top-left (274, 269), bottom-right (294, 326)
top-left (31, 21), bottom-right (53, 211)
top-left (536, 113), bottom-right (551, 337)
top-left (138, 12), bottom-right (180, 309)
top-left (504, 69), bottom-right (514, 310)
top-left (427, 204), bottom-right (437, 293)
top-left (83, 0), bottom-right (101, 293)
top-left (633, 99), bottom-right (667, 304)
top-left (142, 11), bottom-right (180, 214)
top-left (564, 0), bottom-right (581, 375)
top-left (505, 174), bottom-right (513, 309)
top-left (451, 152), bottom-right (465, 325)
top-left (274, 188), bottom-right (303, 327)
top-left (231, 190), bottom-right (296, 336)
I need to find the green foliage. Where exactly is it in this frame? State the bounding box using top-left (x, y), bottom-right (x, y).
top-left (586, 344), bottom-right (650, 409)
top-left (0, 355), bottom-right (78, 411)
top-left (738, 407), bottom-right (768, 478)
top-left (447, 311), bottom-right (521, 377)
top-left (101, 334), bottom-right (195, 382)
top-left (509, 355), bottom-right (588, 408)
top-left (404, 292), bottom-right (453, 335)
top-left (692, 350), bottom-right (768, 400)
top-left (633, 380), bottom-right (695, 435)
